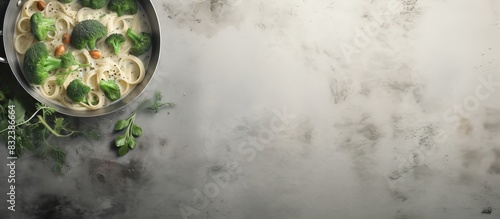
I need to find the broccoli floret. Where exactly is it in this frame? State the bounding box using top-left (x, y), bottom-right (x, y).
top-left (80, 0), bottom-right (107, 9)
top-left (55, 68), bottom-right (74, 86)
top-left (105, 33), bottom-right (126, 55)
top-left (58, 0), bottom-right (73, 3)
top-left (55, 53), bottom-right (89, 85)
top-left (99, 80), bottom-right (121, 101)
top-left (60, 52), bottom-right (88, 68)
top-left (67, 79), bottom-right (90, 103)
top-left (70, 20), bottom-right (107, 50)
top-left (126, 28), bottom-right (151, 56)
top-left (108, 0), bottom-right (138, 17)
top-left (30, 12), bottom-right (56, 41)
top-left (60, 52), bottom-right (78, 68)
top-left (23, 42), bottom-right (64, 85)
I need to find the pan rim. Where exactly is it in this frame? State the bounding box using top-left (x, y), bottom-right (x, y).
top-left (2, 0), bottom-right (162, 117)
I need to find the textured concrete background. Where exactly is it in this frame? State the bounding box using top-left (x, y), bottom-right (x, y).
top-left (1, 0), bottom-right (500, 218)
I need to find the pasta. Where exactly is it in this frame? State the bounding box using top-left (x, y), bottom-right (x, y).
top-left (14, 0), bottom-right (152, 111)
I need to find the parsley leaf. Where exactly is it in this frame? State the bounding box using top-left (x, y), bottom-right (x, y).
top-left (113, 91), bottom-right (174, 156)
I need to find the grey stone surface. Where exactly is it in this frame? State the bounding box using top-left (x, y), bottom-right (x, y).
top-left (2, 0), bottom-right (500, 218)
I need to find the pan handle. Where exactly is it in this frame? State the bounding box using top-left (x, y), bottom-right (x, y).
top-left (0, 0), bottom-right (23, 64)
top-left (0, 30), bottom-right (6, 64)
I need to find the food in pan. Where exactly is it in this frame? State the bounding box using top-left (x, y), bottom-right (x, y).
top-left (14, 0), bottom-right (152, 110)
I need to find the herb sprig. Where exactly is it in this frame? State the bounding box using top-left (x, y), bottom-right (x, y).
top-left (113, 91), bottom-right (174, 156)
top-left (114, 112), bottom-right (142, 156)
top-left (139, 91), bottom-right (176, 113)
top-left (0, 101), bottom-right (100, 173)
top-left (0, 64), bottom-right (101, 174)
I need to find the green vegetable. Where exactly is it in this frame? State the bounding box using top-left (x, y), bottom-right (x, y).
top-left (127, 137), bottom-right (136, 149)
top-left (55, 52), bottom-right (89, 85)
top-left (131, 124), bottom-right (142, 137)
top-left (126, 28), bottom-right (152, 56)
top-left (0, 102), bottom-right (101, 174)
top-left (58, 0), bottom-right (73, 3)
top-left (114, 119), bottom-right (128, 130)
top-left (108, 0), bottom-right (138, 16)
top-left (114, 112), bottom-right (140, 156)
top-left (1, 69), bottom-right (100, 174)
top-left (99, 79), bottom-right (121, 101)
top-left (115, 134), bottom-right (127, 146)
top-left (66, 79), bottom-right (90, 103)
top-left (105, 33), bottom-right (126, 55)
top-left (60, 52), bottom-right (87, 68)
top-left (23, 42), bottom-right (64, 85)
top-left (70, 20), bottom-right (107, 50)
top-left (80, 0), bottom-right (107, 9)
top-left (30, 12), bottom-right (56, 41)
top-left (118, 143), bottom-right (129, 155)
top-left (113, 91), bottom-right (175, 156)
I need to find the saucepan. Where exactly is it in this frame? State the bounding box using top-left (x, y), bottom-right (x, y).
top-left (1, 0), bottom-right (161, 117)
